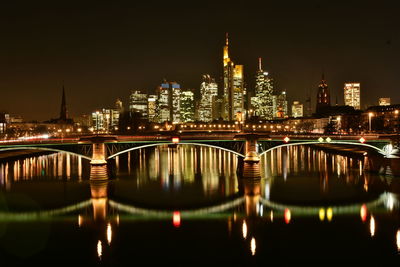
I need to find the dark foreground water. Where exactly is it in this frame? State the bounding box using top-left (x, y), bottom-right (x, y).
top-left (1, 145), bottom-right (400, 266)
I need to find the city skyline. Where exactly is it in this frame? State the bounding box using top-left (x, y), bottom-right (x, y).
top-left (0, 1), bottom-right (398, 121)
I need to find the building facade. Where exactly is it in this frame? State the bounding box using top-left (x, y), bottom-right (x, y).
top-left (223, 34), bottom-right (244, 121)
top-left (180, 90), bottom-right (195, 122)
top-left (344, 83), bottom-right (361, 110)
top-left (129, 90), bottom-right (148, 119)
top-left (254, 58), bottom-right (273, 119)
top-left (199, 75), bottom-right (218, 122)
top-left (291, 101), bottom-right (303, 118)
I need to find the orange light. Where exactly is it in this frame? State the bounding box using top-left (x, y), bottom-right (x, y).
top-left (173, 211), bottom-right (181, 228)
top-left (360, 204), bottom-right (367, 222)
top-left (284, 208), bottom-right (291, 224)
top-left (359, 137), bottom-right (366, 143)
top-left (283, 136), bottom-right (290, 143)
top-left (172, 137), bottom-right (180, 144)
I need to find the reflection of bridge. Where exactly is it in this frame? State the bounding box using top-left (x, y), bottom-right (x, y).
top-left (0, 133), bottom-right (395, 178)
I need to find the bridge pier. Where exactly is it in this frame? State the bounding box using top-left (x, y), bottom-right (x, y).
top-left (237, 135), bottom-right (261, 178)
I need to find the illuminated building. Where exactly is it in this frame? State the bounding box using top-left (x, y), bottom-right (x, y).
top-left (254, 58), bottom-right (273, 119)
top-left (199, 74), bottom-right (218, 122)
top-left (147, 95), bottom-right (157, 122)
top-left (273, 91), bottom-right (288, 118)
top-left (156, 80), bottom-right (181, 123)
top-left (180, 90), bottom-right (195, 122)
top-left (129, 90), bottom-right (148, 119)
top-left (379, 97), bottom-right (391, 106)
top-left (115, 98), bottom-right (124, 113)
top-left (291, 101), bottom-right (303, 118)
top-left (92, 108), bottom-right (120, 132)
top-left (0, 113), bottom-right (6, 134)
top-left (344, 83), bottom-right (361, 110)
top-left (223, 33), bottom-right (244, 121)
top-left (316, 74), bottom-right (331, 114)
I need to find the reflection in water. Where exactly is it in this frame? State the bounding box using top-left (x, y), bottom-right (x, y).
top-left (107, 223), bottom-right (112, 245)
top-left (397, 230), bottom-right (400, 252)
top-left (97, 240), bottom-right (102, 260)
top-left (1, 145), bottom-right (400, 264)
top-left (250, 237), bottom-right (256, 256)
top-left (242, 220), bottom-right (247, 239)
top-left (370, 215), bottom-right (376, 237)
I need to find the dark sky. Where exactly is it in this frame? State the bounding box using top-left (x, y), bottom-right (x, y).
top-left (0, 0), bottom-right (399, 121)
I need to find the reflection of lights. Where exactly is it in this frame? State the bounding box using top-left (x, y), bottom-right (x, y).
top-left (387, 194), bottom-right (395, 211)
top-left (270, 211), bottom-right (274, 222)
top-left (360, 204), bottom-right (368, 222)
top-left (326, 208), bottom-right (333, 222)
top-left (97, 240), bottom-right (102, 260)
top-left (370, 215), bottom-right (375, 237)
top-left (284, 209), bottom-right (291, 224)
top-left (242, 221), bottom-right (248, 239)
top-left (173, 211), bottom-right (181, 228)
top-left (78, 215), bottom-right (83, 227)
top-left (397, 230), bottom-right (400, 252)
top-left (107, 223), bottom-right (112, 245)
top-left (116, 214), bottom-right (120, 225)
top-left (319, 209), bottom-right (325, 221)
top-left (250, 237), bottom-right (256, 256)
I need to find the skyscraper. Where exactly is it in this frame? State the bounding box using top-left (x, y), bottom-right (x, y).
top-left (129, 90), bottom-right (148, 119)
top-left (254, 58), bottom-right (273, 119)
top-left (223, 33), bottom-right (244, 121)
top-left (148, 95), bottom-right (157, 122)
top-left (274, 90), bottom-right (288, 118)
top-left (180, 90), bottom-right (195, 122)
top-left (344, 83), bottom-right (361, 110)
top-left (199, 75), bottom-right (218, 122)
top-left (316, 74), bottom-right (330, 114)
top-left (156, 80), bottom-right (181, 123)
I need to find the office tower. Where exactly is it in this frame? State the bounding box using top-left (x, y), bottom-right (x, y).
top-left (92, 108), bottom-right (119, 132)
top-left (254, 58), bottom-right (274, 119)
top-left (156, 80), bottom-right (181, 123)
top-left (344, 83), bottom-right (361, 110)
top-left (275, 91), bottom-right (288, 118)
top-left (199, 75), bottom-right (218, 122)
top-left (180, 90), bottom-right (195, 122)
top-left (379, 98), bottom-right (391, 106)
top-left (148, 95), bottom-right (157, 122)
top-left (223, 33), bottom-right (244, 121)
top-left (129, 90), bottom-right (148, 119)
top-left (316, 74), bottom-right (331, 114)
top-left (291, 101), bottom-right (303, 118)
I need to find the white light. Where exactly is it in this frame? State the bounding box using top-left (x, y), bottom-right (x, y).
top-left (250, 237), bottom-right (256, 256)
top-left (107, 223), bottom-right (112, 245)
top-left (242, 221), bottom-right (248, 239)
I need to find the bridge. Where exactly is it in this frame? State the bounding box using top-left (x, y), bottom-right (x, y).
top-left (0, 133), bottom-right (396, 179)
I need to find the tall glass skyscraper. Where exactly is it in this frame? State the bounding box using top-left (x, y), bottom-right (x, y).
top-left (156, 80), bottom-right (181, 123)
top-left (254, 58), bottom-right (273, 119)
top-left (223, 33), bottom-right (244, 121)
top-left (129, 90), bottom-right (148, 119)
top-left (199, 75), bottom-right (218, 122)
top-left (180, 90), bottom-right (195, 122)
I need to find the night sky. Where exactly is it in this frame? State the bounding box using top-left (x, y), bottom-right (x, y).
top-left (0, 0), bottom-right (398, 121)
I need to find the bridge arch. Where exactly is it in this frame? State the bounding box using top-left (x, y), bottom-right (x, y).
top-left (107, 142), bottom-right (245, 160)
top-left (0, 146), bottom-right (92, 161)
top-left (258, 141), bottom-right (386, 158)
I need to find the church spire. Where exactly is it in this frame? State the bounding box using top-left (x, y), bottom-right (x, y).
top-left (225, 32), bottom-right (229, 46)
top-left (59, 84), bottom-right (68, 121)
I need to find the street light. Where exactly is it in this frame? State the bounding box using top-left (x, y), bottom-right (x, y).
top-left (368, 112), bottom-right (373, 132)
